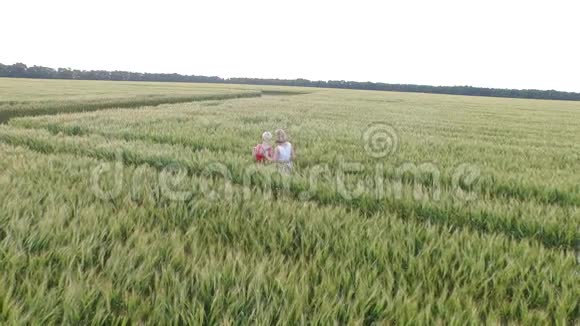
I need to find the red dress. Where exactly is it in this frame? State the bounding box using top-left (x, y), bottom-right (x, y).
top-left (253, 144), bottom-right (272, 162)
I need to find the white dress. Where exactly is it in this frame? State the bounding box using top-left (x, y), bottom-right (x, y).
top-left (276, 142), bottom-right (293, 173)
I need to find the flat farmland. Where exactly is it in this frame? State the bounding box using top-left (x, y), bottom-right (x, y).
top-left (0, 78), bottom-right (578, 324)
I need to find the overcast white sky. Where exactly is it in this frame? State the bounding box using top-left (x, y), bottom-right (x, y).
top-left (2, 0), bottom-right (579, 91)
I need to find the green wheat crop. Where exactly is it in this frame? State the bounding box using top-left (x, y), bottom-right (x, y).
top-left (0, 78), bottom-right (578, 324)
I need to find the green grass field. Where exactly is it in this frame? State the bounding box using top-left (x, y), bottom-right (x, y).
top-left (0, 78), bottom-right (578, 324)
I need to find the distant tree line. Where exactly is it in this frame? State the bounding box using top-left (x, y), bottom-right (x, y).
top-left (0, 62), bottom-right (223, 84)
top-left (2, 62), bottom-right (579, 101)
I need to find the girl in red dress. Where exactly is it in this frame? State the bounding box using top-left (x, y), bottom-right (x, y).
top-left (252, 131), bottom-right (273, 163)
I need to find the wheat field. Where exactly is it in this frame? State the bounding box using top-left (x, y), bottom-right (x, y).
top-left (0, 78), bottom-right (578, 324)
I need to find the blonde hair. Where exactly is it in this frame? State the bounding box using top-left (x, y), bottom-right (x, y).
top-left (275, 129), bottom-right (288, 143)
top-left (262, 131), bottom-right (272, 142)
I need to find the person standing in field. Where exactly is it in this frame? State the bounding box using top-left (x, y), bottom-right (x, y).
top-left (253, 131), bottom-right (273, 163)
top-left (273, 129), bottom-right (295, 173)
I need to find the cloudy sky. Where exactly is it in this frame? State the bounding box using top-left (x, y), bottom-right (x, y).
top-left (2, 0), bottom-right (579, 91)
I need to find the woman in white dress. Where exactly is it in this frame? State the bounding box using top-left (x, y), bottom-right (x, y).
top-left (272, 129), bottom-right (295, 173)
